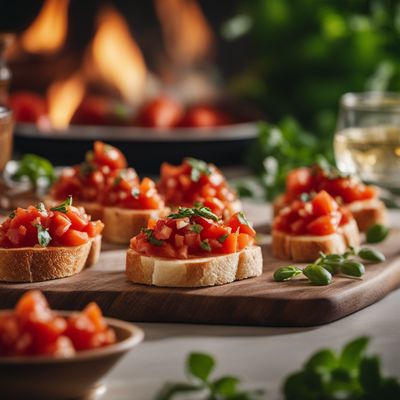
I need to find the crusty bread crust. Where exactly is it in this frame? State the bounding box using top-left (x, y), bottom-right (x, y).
top-left (347, 199), bottom-right (387, 232)
top-left (0, 236), bottom-right (101, 283)
top-left (126, 246), bottom-right (263, 287)
top-left (102, 207), bottom-right (170, 245)
top-left (273, 195), bottom-right (387, 232)
top-left (272, 220), bottom-right (360, 262)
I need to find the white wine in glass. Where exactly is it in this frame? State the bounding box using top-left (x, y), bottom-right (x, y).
top-left (334, 92), bottom-right (400, 192)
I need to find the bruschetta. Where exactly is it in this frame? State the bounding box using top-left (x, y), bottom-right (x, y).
top-left (272, 190), bottom-right (360, 262)
top-left (0, 198), bottom-right (103, 282)
top-left (126, 206), bottom-right (263, 287)
top-left (157, 157), bottom-right (241, 220)
top-left (273, 165), bottom-right (387, 232)
top-left (49, 141), bottom-right (169, 244)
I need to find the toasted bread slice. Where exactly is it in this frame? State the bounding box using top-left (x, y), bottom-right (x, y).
top-left (126, 245), bottom-right (263, 287)
top-left (347, 199), bottom-right (387, 232)
top-left (272, 220), bottom-right (360, 262)
top-left (102, 207), bottom-right (170, 245)
top-left (273, 195), bottom-right (387, 232)
top-left (0, 236), bottom-right (101, 283)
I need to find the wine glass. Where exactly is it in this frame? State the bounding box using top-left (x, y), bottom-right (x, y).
top-left (334, 92), bottom-right (400, 202)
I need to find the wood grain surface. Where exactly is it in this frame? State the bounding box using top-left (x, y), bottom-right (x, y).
top-left (0, 229), bottom-right (399, 327)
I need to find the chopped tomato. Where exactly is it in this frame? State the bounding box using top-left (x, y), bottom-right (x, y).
top-left (131, 207), bottom-right (256, 259)
top-left (9, 91), bottom-right (47, 123)
top-left (179, 105), bottom-right (232, 128)
top-left (135, 96), bottom-right (183, 128)
top-left (285, 167), bottom-right (313, 202)
top-left (274, 190), bottom-right (352, 236)
top-left (228, 213), bottom-right (256, 237)
top-left (93, 141), bottom-right (127, 170)
top-left (157, 158), bottom-right (238, 219)
top-left (0, 200), bottom-right (103, 249)
top-left (0, 290), bottom-right (116, 357)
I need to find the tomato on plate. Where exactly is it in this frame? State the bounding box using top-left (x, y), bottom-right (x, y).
top-left (93, 141), bottom-right (127, 170)
top-left (136, 96), bottom-right (183, 128)
top-left (9, 91), bottom-right (47, 123)
top-left (179, 105), bottom-right (232, 128)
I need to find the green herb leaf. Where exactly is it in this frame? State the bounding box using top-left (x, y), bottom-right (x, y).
top-left (190, 224), bottom-right (203, 233)
top-left (79, 161), bottom-right (96, 177)
top-left (303, 263), bottom-right (332, 285)
top-left (36, 224), bottom-right (51, 247)
top-left (142, 228), bottom-right (164, 246)
top-left (339, 260), bottom-right (365, 278)
top-left (213, 376), bottom-right (239, 396)
top-left (155, 383), bottom-right (204, 400)
top-left (358, 248), bottom-right (386, 262)
top-left (200, 240), bottom-right (212, 252)
top-left (367, 224), bottom-right (389, 244)
top-left (168, 206), bottom-right (219, 222)
top-left (237, 212), bottom-right (251, 226)
top-left (273, 265), bottom-right (303, 282)
top-left (218, 233), bottom-right (229, 243)
top-left (339, 336), bottom-right (369, 371)
top-left (187, 352), bottom-right (215, 382)
top-left (8, 211), bottom-right (16, 219)
top-left (50, 196), bottom-right (73, 214)
top-left (305, 349), bottom-right (337, 372)
top-left (36, 202), bottom-right (46, 213)
top-left (360, 356), bottom-right (382, 394)
top-left (186, 158), bottom-right (211, 182)
top-left (12, 154), bottom-right (55, 190)
top-left (131, 187), bottom-right (140, 199)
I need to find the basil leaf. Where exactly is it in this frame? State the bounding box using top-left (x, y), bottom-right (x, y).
top-left (142, 228), bottom-right (164, 246)
top-left (36, 224), bottom-right (51, 247)
top-left (200, 240), bottom-right (212, 252)
top-left (36, 202), bottom-right (46, 212)
top-left (188, 352), bottom-right (215, 382)
top-left (358, 248), bottom-right (385, 263)
top-left (237, 212), bottom-right (251, 226)
top-left (366, 224), bottom-right (389, 244)
top-left (8, 211), bottom-right (16, 219)
top-left (12, 154), bottom-right (55, 190)
top-left (186, 158), bottom-right (211, 182)
top-left (155, 383), bottom-right (204, 400)
top-left (213, 376), bottom-right (239, 396)
top-left (273, 265), bottom-right (303, 282)
top-left (359, 356), bottom-right (382, 394)
top-left (168, 206), bottom-right (219, 222)
top-left (190, 224), bottom-right (203, 233)
top-left (50, 196), bottom-right (73, 213)
top-left (303, 263), bottom-right (332, 285)
top-left (305, 349), bottom-right (337, 372)
top-left (339, 336), bottom-right (369, 371)
top-left (218, 233), bottom-right (229, 243)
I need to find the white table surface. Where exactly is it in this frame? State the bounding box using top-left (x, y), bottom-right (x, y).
top-left (100, 206), bottom-right (400, 400)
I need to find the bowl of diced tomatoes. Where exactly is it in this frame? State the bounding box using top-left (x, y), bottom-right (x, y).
top-left (0, 291), bottom-right (144, 400)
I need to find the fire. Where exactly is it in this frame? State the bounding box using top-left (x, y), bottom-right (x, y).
top-left (47, 73), bottom-right (85, 129)
top-left (20, 0), bottom-right (69, 54)
top-left (86, 7), bottom-right (147, 105)
top-left (155, 0), bottom-right (214, 66)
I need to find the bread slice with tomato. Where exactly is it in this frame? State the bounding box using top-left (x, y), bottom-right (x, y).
top-left (272, 191), bottom-right (360, 262)
top-left (126, 206), bottom-right (263, 287)
top-left (0, 198), bottom-right (103, 282)
top-left (157, 158), bottom-right (242, 221)
top-left (48, 141), bottom-right (169, 244)
top-left (273, 165), bottom-right (387, 232)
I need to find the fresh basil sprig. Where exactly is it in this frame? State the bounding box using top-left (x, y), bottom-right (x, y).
top-left (50, 196), bottom-right (73, 213)
top-left (12, 154), bottom-right (55, 191)
top-left (156, 352), bottom-right (264, 400)
top-left (274, 246), bottom-right (386, 285)
top-left (36, 224), bottom-right (52, 247)
top-left (142, 228), bottom-right (164, 246)
top-left (283, 336), bottom-right (400, 400)
top-left (168, 206), bottom-right (219, 222)
top-left (186, 158), bottom-right (212, 182)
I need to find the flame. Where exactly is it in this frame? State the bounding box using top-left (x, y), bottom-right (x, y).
top-left (20, 0), bottom-right (69, 54)
top-left (47, 73), bottom-right (85, 129)
top-left (155, 0), bottom-right (214, 66)
top-left (86, 7), bottom-right (147, 104)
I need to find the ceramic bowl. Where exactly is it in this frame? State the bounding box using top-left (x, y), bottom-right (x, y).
top-left (0, 312), bottom-right (144, 400)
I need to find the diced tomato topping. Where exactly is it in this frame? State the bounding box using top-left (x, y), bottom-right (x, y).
top-left (0, 200), bottom-right (103, 249)
top-left (228, 213), bottom-right (257, 237)
top-left (0, 291), bottom-right (116, 357)
top-left (93, 141), bottom-right (127, 170)
top-left (273, 190), bottom-right (351, 236)
top-left (131, 207), bottom-right (256, 259)
top-left (284, 165), bottom-right (378, 205)
top-left (179, 105), bottom-right (232, 128)
top-left (157, 158), bottom-right (239, 219)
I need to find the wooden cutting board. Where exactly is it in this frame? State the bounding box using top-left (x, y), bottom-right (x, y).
top-left (0, 229), bottom-right (399, 327)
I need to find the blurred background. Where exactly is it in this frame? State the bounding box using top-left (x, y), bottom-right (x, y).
top-left (1, 0), bottom-right (400, 198)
